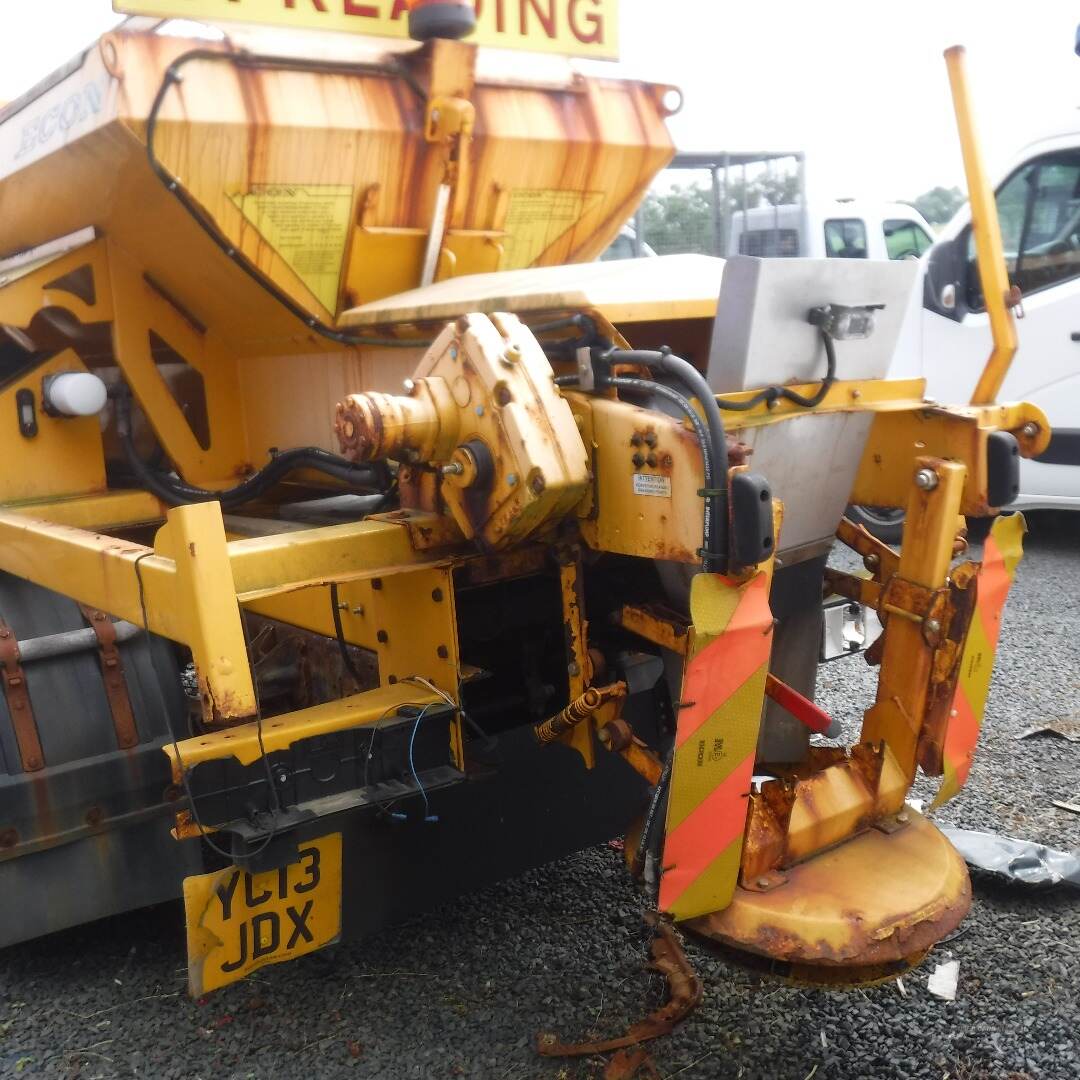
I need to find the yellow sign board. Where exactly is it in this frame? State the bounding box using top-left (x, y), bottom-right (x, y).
top-left (113, 1), bottom-right (619, 60)
top-left (230, 184), bottom-right (353, 313)
top-left (184, 833), bottom-right (342, 996)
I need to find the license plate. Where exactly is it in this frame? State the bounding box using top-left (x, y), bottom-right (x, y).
top-left (183, 833), bottom-right (342, 996)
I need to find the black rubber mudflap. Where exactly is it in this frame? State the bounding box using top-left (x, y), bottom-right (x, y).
top-left (0, 573), bottom-right (201, 947)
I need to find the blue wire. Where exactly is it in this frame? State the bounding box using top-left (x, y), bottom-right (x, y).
top-left (406, 704), bottom-right (438, 824)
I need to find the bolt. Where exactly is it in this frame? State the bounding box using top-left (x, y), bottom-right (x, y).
top-left (568, 661), bottom-right (581, 677)
top-left (431, 588), bottom-right (444, 602)
top-left (352, 606), bottom-right (365, 616)
top-left (530, 473), bottom-right (546, 495)
top-left (441, 461), bottom-right (465, 476)
top-left (864, 553), bottom-right (880, 572)
top-left (495, 384), bottom-right (512, 406)
top-left (371, 578), bottom-right (383, 590)
top-left (377, 630), bottom-right (389, 644)
top-left (756, 877), bottom-right (771, 889)
top-left (403, 378), bottom-right (415, 393)
top-left (504, 345), bottom-right (522, 363)
top-left (897, 811), bottom-right (910, 824)
top-left (276, 770), bottom-right (289, 785)
top-left (630, 433), bottom-right (643, 447)
top-left (632, 452), bottom-right (645, 468)
top-left (437, 645), bottom-right (449, 659)
top-left (646, 453), bottom-right (658, 468)
top-left (914, 467), bottom-right (939, 491)
top-left (507, 473), bottom-right (518, 487)
top-left (925, 618), bottom-right (941, 634)
top-left (643, 431), bottom-right (658, 448)
top-left (851, 388), bottom-right (862, 400)
top-left (1021, 421), bottom-right (1039, 439)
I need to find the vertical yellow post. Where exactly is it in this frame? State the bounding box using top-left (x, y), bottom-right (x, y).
top-left (861, 458), bottom-right (966, 783)
top-left (155, 502), bottom-right (258, 725)
top-left (945, 45), bottom-right (1018, 406)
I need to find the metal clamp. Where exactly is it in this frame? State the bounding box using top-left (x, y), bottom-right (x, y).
top-left (0, 620), bottom-right (44, 772)
top-left (78, 605), bottom-right (139, 751)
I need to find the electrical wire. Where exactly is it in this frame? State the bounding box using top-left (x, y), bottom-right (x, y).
top-left (403, 673), bottom-right (490, 742)
top-left (145, 48), bottom-right (433, 350)
top-left (703, 329), bottom-right (838, 412)
top-left (329, 583), bottom-right (366, 690)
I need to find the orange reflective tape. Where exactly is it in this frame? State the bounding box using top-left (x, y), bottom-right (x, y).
top-left (659, 712), bottom-right (759, 913)
top-left (933, 513), bottom-right (1025, 807)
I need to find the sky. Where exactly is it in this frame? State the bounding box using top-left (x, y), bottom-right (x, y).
top-left (1, 1), bottom-right (1078, 203)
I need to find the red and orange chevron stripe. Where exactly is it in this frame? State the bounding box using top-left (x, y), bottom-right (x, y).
top-left (933, 513), bottom-right (1025, 808)
top-left (660, 571), bottom-right (773, 921)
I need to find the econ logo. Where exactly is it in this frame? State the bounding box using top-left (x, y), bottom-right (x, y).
top-left (113, 0), bottom-right (620, 59)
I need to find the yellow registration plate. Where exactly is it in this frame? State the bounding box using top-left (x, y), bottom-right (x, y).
top-left (183, 833), bottom-right (342, 996)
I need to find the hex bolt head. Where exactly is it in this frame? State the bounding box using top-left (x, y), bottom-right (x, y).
top-left (914, 467), bottom-right (939, 491)
top-left (1022, 421), bottom-right (1039, 439)
top-left (864, 553), bottom-right (881, 571)
top-left (925, 618), bottom-right (941, 634)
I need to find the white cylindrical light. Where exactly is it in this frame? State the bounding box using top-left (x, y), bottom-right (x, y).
top-left (44, 372), bottom-right (108, 417)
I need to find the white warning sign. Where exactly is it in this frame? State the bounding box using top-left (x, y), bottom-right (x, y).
top-left (230, 184), bottom-right (354, 313)
top-left (633, 473), bottom-right (672, 498)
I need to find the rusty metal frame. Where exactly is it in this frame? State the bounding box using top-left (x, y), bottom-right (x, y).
top-left (0, 620), bottom-right (44, 772)
top-left (78, 604), bottom-right (140, 751)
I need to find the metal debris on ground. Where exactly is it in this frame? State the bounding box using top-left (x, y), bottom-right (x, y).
top-left (942, 827), bottom-right (1080, 889)
top-left (536, 916), bottom-right (703, 1059)
top-left (1052, 800), bottom-right (1080, 815)
top-left (603, 1047), bottom-right (662, 1079)
top-left (1016, 716), bottom-right (1080, 741)
top-left (927, 960), bottom-right (960, 1002)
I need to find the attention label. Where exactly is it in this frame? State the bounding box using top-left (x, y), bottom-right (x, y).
top-left (633, 473), bottom-right (672, 498)
top-left (230, 184), bottom-right (353, 313)
top-left (502, 189), bottom-right (604, 267)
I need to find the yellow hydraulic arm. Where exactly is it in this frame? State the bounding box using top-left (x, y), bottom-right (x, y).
top-left (945, 44), bottom-right (1018, 406)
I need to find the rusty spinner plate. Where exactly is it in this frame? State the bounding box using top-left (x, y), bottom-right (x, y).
top-left (684, 811), bottom-right (970, 978)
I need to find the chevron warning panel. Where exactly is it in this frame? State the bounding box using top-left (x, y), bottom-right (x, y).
top-left (660, 571), bottom-right (773, 921)
top-left (932, 513), bottom-right (1025, 808)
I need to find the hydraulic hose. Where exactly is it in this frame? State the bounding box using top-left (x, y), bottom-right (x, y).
top-left (145, 49), bottom-right (431, 350)
top-left (116, 394), bottom-right (389, 509)
top-left (603, 349), bottom-right (729, 571)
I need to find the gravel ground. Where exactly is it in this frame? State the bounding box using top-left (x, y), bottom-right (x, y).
top-left (2, 513), bottom-right (1078, 1080)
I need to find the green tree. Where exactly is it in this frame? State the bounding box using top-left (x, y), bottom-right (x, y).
top-left (907, 185), bottom-right (965, 226)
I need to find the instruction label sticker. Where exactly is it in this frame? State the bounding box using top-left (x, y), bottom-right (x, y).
top-left (229, 184), bottom-right (353, 313)
top-left (633, 473), bottom-right (672, 498)
top-left (502, 189), bottom-right (604, 267)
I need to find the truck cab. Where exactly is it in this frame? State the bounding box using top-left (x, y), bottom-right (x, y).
top-left (729, 200), bottom-right (935, 261)
top-left (909, 127), bottom-right (1080, 511)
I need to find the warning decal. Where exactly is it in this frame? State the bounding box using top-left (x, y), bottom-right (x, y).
top-left (633, 473), bottom-right (672, 498)
top-left (502, 190), bottom-right (604, 268)
top-left (229, 184), bottom-right (353, 313)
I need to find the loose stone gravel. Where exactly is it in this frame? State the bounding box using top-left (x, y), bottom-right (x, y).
top-left (1, 513), bottom-right (1077, 1080)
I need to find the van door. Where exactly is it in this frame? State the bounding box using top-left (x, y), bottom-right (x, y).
top-left (921, 147), bottom-right (1080, 508)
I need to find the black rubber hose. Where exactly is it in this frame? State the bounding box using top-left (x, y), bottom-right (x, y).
top-left (116, 394), bottom-right (389, 509)
top-left (604, 349), bottom-right (728, 571)
top-left (145, 49), bottom-right (431, 350)
top-left (561, 374), bottom-right (716, 570)
top-left (696, 329), bottom-right (837, 413)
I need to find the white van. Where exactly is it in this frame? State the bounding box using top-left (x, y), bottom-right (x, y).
top-left (900, 129), bottom-right (1080, 515)
top-left (728, 200), bottom-right (935, 261)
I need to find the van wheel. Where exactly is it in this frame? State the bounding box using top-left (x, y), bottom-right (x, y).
top-left (846, 504), bottom-right (905, 544)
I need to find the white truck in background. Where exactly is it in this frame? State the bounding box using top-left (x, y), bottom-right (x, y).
top-left (728, 200), bottom-right (935, 261)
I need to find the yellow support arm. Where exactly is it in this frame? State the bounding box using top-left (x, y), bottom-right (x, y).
top-left (945, 45), bottom-right (1018, 406)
